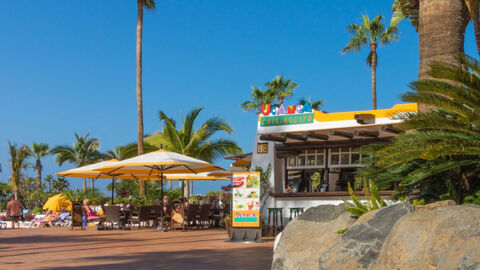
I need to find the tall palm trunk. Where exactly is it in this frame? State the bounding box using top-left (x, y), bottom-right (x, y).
top-left (137, 0), bottom-right (146, 196)
top-left (35, 159), bottom-right (42, 188)
top-left (83, 178), bottom-right (87, 192)
top-left (465, 0), bottom-right (480, 56)
top-left (370, 42), bottom-right (378, 110)
top-left (90, 179), bottom-right (95, 193)
top-left (168, 181), bottom-right (172, 190)
top-left (473, 18), bottom-right (480, 56)
top-left (418, 0), bottom-right (467, 112)
top-left (183, 180), bottom-right (189, 198)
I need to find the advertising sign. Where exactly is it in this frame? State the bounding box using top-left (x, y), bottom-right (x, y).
top-left (257, 143), bottom-right (268, 154)
top-left (259, 102), bottom-right (314, 127)
top-left (232, 172), bottom-right (261, 227)
top-left (260, 113), bottom-right (314, 127)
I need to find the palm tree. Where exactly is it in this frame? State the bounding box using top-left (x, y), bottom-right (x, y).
top-left (7, 142), bottom-right (31, 199)
top-left (465, 1), bottom-right (480, 57)
top-left (51, 133), bottom-right (103, 192)
top-left (44, 175), bottom-right (54, 193)
top-left (343, 14), bottom-right (399, 110)
top-left (298, 97), bottom-right (323, 111)
top-left (146, 107), bottom-right (243, 196)
top-left (390, 0), bottom-right (468, 77)
top-left (240, 86), bottom-right (276, 114)
top-left (52, 177), bottom-right (70, 193)
top-left (104, 143), bottom-right (157, 161)
top-left (136, 0), bottom-right (156, 196)
top-left (360, 55), bottom-right (480, 203)
top-left (265, 75), bottom-right (298, 106)
top-left (28, 142), bottom-right (49, 189)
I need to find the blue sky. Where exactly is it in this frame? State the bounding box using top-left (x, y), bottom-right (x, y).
top-left (0, 1), bottom-right (477, 195)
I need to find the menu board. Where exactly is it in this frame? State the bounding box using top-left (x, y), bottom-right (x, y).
top-left (232, 172), bottom-right (261, 227)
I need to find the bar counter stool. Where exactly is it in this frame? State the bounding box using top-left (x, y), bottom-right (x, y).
top-left (289, 207), bottom-right (304, 221)
top-left (267, 208), bottom-right (284, 237)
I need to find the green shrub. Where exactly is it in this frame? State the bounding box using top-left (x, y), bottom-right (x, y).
top-left (464, 191), bottom-right (480, 205)
top-left (412, 199), bottom-right (425, 206)
top-left (32, 207), bottom-right (43, 214)
top-left (336, 228), bottom-right (349, 234)
top-left (342, 179), bottom-right (388, 218)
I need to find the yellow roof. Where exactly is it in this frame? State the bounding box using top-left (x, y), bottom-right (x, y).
top-left (313, 103), bottom-right (417, 122)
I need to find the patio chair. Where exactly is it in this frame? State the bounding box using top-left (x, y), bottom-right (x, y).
top-left (185, 204), bottom-right (199, 230)
top-left (104, 206), bottom-right (122, 229)
top-left (170, 199), bottom-right (185, 231)
top-left (129, 206), bottom-right (152, 229)
top-left (197, 204), bottom-right (212, 229)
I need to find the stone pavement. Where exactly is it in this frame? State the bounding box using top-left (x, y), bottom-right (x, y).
top-left (0, 227), bottom-right (273, 270)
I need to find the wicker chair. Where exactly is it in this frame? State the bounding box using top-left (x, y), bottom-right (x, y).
top-left (129, 206), bottom-right (152, 229)
top-left (197, 204), bottom-right (212, 229)
top-left (185, 204), bottom-right (199, 230)
top-left (104, 206), bottom-right (122, 229)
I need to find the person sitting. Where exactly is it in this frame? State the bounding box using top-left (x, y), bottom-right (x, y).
top-left (44, 210), bottom-right (60, 227)
top-left (83, 199), bottom-right (100, 220)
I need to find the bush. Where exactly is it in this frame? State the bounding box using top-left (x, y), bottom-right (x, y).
top-left (206, 190), bottom-right (222, 199)
top-left (464, 191), bottom-right (480, 205)
top-left (32, 207), bottom-right (43, 214)
top-left (342, 179), bottom-right (389, 218)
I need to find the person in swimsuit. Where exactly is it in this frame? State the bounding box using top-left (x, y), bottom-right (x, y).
top-left (83, 199), bottom-right (99, 220)
top-left (6, 195), bottom-right (23, 229)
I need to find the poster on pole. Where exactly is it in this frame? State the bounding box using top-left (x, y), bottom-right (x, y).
top-left (232, 172), bottom-right (261, 227)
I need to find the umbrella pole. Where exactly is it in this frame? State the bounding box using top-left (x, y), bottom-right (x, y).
top-left (111, 178), bottom-right (115, 205)
top-left (160, 168), bottom-right (165, 232)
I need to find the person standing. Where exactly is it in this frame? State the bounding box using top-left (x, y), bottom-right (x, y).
top-left (7, 195), bottom-right (23, 229)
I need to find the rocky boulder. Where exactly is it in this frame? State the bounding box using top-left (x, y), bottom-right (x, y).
top-left (371, 204), bottom-right (480, 270)
top-left (271, 204), bottom-right (355, 270)
top-left (272, 201), bottom-right (480, 270)
top-left (318, 202), bottom-right (412, 270)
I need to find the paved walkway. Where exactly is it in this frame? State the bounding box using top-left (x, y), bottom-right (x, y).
top-left (0, 227), bottom-right (273, 270)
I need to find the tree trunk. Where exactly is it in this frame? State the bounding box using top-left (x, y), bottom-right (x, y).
top-left (168, 181), bottom-right (172, 190)
top-left (137, 0), bottom-right (146, 196)
top-left (189, 181), bottom-right (193, 196)
top-left (83, 178), bottom-right (87, 192)
top-left (465, 0), bottom-right (480, 56)
top-left (370, 43), bottom-right (378, 110)
top-left (183, 180), bottom-right (189, 198)
top-left (418, 0), bottom-right (467, 111)
top-left (90, 179), bottom-right (95, 193)
top-left (35, 159), bottom-right (42, 189)
top-left (472, 15), bottom-right (480, 56)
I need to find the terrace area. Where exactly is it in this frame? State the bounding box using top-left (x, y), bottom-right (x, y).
top-left (0, 228), bottom-right (274, 270)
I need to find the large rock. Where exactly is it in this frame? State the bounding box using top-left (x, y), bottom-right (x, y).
top-left (272, 201), bottom-right (480, 270)
top-left (272, 204), bottom-right (355, 270)
top-left (371, 204), bottom-right (480, 270)
top-left (318, 202), bottom-right (412, 270)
